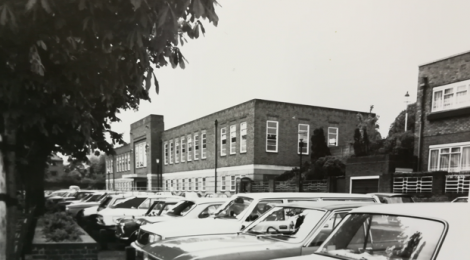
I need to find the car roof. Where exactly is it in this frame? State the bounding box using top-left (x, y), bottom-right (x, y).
top-left (270, 201), bottom-right (375, 210)
top-left (367, 192), bottom-right (411, 197)
top-left (182, 198), bottom-right (228, 204)
top-left (233, 192), bottom-right (375, 199)
top-left (350, 202), bottom-right (470, 221)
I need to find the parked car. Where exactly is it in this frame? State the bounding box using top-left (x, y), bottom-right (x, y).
top-left (116, 197), bottom-right (225, 245)
top-left (140, 201), bottom-right (374, 260)
top-left (66, 191), bottom-right (121, 217)
top-left (132, 192), bottom-right (380, 252)
top-left (56, 190), bottom-right (100, 210)
top-left (367, 192), bottom-right (415, 203)
top-left (272, 202), bottom-right (470, 260)
top-left (451, 196), bottom-right (468, 202)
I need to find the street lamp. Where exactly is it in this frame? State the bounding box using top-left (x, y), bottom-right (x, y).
top-left (404, 91), bottom-right (410, 132)
top-left (299, 139), bottom-right (304, 192)
top-left (156, 158), bottom-right (160, 191)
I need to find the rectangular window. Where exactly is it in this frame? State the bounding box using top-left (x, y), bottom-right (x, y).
top-left (195, 178), bottom-right (199, 191)
top-left (298, 124), bottom-right (309, 154)
top-left (169, 140), bottom-right (174, 164)
top-left (181, 137), bottom-right (186, 163)
top-left (164, 142), bottom-right (168, 165)
top-left (221, 176), bottom-right (226, 191)
top-left (221, 127), bottom-right (227, 156)
top-left (230, 125), bottom-right (237, 154)
top-left (176, 179), bottom-right (180, 191)
top-left (170, 180), bottom-right (174, 190)
top-left (201, 131), bottom-right (207, 159)
top-left (230, 176), bottom-right (236, 191)
top-left (165, 180), bottom-right (169, 191)
top-left (328, 127), bottom-right (339, 147)
top-left (202, 178), bottom-right (206, 191)
top-left (428, 142), bottom-right (470, 172)
top-left (135, 141), bottom-right (147, 168)
top-left (432, 80), bottom-right (470, 112)
top-left (182, 179), bottom-right (186, 191)
top-left (188, 178), bottom-right (192, 191)
top-left (266, 121), bottom-right (278, 152)
top-left (187, 135), bottom-right (192, 161)
top-left (175, 139), bottom-right (180, 163)
top-left (194, 133), bottom-right (199, 160)
top-left (240, 122), bottom-right (247, 153)
top-left (127, 153), bottom-right (130, 170)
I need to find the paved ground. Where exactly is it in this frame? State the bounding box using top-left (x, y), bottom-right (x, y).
top-left (83, 225), bottom-right (128, 260)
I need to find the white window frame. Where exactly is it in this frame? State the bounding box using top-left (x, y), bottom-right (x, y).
top-left (240, 122), bottom-right (247, 153)
top-left (202, 178), bottom-right (206, 191)
top-left (432, 80), bottom-right (470, 112)
top-left (127, 153), bottom-right (130, 171)
top-left (169, 140), bottom-right (174, 164)
top-left (230, 176), bottom-right (236, 191)
top-left (428, 142), bottom-right (470, 173)
top-left (182, 178), bottom-right (186, 191)
top-left (180, 136), bottom-right (186, 163)
top-left (328, 127), bottom-right (339, 147)
top-left (188, 178), bottom-right (192, 191)
top-left (175, 138), bottom-right (180, 163)
top-left (194, 133), bottom-right (199, 160)
top-left (298, 124), bottom-right (309, 155)
top-left (135, 141), bottom-right (147, 168)
top-left (201, 131), bottom-right (207, 159)
top-left (187, 135), bottom-right (192, 161)
top-left (221, 127), bottom-right (227, 156)
top-left (230, 125), bottom-right (237, 155)
top-left (195, 178), bottom-right (199, 191)
top-left (266, 121), bottom-right (279, 153)
top-left (221, 176), bottom-right (226, 191)
top-left (164, 142), bottom-right (168, 165)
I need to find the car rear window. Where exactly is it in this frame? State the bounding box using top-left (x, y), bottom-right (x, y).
top-left (110, 197), bottom-right (147, 209)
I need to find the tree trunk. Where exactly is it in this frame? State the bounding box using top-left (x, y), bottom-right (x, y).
top-left (0, 134), bottom-right (7, 260)
top-left (24, 151), bottom-right (47, 216)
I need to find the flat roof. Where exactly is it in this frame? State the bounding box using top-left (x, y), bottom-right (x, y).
top-left (272, 201), bottom-right (375, 210)
top-left (419, 50), bottom-right (470, 67)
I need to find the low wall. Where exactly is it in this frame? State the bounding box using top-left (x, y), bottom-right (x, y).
top-left (29, 219), bottom-right (98, 260)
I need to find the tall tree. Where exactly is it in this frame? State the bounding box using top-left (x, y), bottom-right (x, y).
top-left (310, 128), bottom-right (331, 162)
top-left (0, 1), bottom-right (220, 259)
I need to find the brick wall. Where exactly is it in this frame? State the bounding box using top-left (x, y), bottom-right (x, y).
top-left (345, 155), bottom-right (395, 193)
top-left (415, 52), bottom-right (470, 171)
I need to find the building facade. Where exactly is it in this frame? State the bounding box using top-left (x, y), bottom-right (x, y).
top-left (106, 99), bottom-right (368, 194)
top-left (408, 51), bottom-right (470, 195)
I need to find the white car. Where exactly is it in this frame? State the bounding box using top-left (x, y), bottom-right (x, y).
top-left (66, 191), bottom-right (121, 217)
top-left (133, 192), bottom-right (379, 252)
top-left (274, 203), bottom-right (470, 260)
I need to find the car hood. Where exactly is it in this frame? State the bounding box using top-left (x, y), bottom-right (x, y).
top-left (83, 206), bottom-right (99, 216)
top-left (139, 215), bottom-right (176, 223)
top-left (141, 218), bottom-right (241, 238)
top-left (99, 208), bottom-right (144, 217)
top-left (144, 234), bottom-right (297, 260)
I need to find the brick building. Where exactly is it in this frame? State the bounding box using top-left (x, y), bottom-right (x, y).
top-left (402, 51), bottom-right (470, 195)
top-left (106, 99), bottom-right (369, 193)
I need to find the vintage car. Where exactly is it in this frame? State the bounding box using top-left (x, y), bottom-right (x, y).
top-left (132, 192), bottom-right (379, 252)
top-left (140, 201), bottom-right (374, 260)
top-left (451, 196), bottom-right (468, 202)
top-left (116, 197), bottom-right (225, 244)
top-left (366, 193), bottom-right (415, 203)
top-left (272, 202), bottom-right (470, 260)
top-left (66, 191), bottom-right (122, 217)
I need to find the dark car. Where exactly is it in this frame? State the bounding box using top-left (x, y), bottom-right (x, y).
top-left (115, 198), bottom-right (181, 244)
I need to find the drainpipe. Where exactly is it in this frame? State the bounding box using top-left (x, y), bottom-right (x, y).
top-left (417, 77), bottom-right (428, 172)
top-left (214, 120), bottom-right (218, 193)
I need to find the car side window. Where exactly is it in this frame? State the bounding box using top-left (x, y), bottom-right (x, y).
top-left (309, 212), bottom-right (347, 247)
top-left (198, 204), bottom-right (222, 218)
top-left (138, 198), bottom-right (151, 209)
top-left (246, 200), bottom-right (283, 221)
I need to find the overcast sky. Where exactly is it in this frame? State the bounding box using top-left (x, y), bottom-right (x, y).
top-left (110, 0), bottom-right (470, 144)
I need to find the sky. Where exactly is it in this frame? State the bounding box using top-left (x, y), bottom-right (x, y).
top-left (110, 0), bottom-right (470, 144)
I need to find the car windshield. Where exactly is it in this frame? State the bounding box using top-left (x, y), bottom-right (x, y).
top-left (317, 213), bottom-right (445, 260)
top-left (380, 196), bottom-right (414, 204)
top-left (245, 206), bottom-right (327, 243)
top-left (145, 201), bottom-right (178, 216)
top-left (110, 197), bottom-right (147, 209)
top-left (215, 196), bottom-right (254, 219)
top-left (166, 200), bottom-right (196, 216)
top-left (86, 193), bottom-right (105, 202)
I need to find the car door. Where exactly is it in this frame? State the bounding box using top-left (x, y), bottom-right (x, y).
top-left (301, 210), bottom-right (349, 255)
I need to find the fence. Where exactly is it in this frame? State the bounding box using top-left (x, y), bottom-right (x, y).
top-left (251, 180), bottom-right (328, 193)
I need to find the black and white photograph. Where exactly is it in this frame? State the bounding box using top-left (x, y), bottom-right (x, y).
top-left (0, 1), bottom-right (469, 260)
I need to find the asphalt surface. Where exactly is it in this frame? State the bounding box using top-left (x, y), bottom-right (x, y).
top-left (81, 223), bottom-right (128, 260)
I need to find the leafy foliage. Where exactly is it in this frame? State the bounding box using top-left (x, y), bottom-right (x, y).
top-left (310, 128), bottom-right (331, 162)
top-left (42, 211), bottom-right (83, 242)
top-left (388, 103), bottom-right (416, 136)
top-left (353, 106), bottom-right (382, 156)
top-left (0, 0), bottom-right (220, 213)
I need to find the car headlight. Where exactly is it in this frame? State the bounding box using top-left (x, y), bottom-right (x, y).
top-left (148, 234), bottom-right (162, 243)
top-left (112, 217), bottom-right (123, 224)
top-left (96, 216), bottom-right (104, 225)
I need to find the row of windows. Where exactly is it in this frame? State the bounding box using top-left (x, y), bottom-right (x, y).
top-left (165, 176), bottom-right (237, 191)
top-left (266, 121), bottom-right (339, 154)
top-left (164, 131), bottom-right (208, 165)
top-left (428, 142), bottom-right (470, 172)
top-left (432, 79), bottom-right (470, 112)
top-left (116, 152), bottom-right (131, 172)
top-left (221, 122), bottom-right (247, 156)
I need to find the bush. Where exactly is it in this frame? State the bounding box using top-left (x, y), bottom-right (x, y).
top-left (42, 211), bottom-right (83, 242)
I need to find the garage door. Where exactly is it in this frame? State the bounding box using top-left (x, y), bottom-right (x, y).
top-left (351, 178), bottom-right (379, 194)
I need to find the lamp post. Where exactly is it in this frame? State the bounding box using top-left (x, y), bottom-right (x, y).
top-left (156, 158), bottom-right (160, 191)
top-left (299, 139), bottom-right (304, 192)
top-left (214, 120), bottom-right (218, 193)
top-left (404, 91), bottom-right (410, 132)
top-left (107, 171), bottom-right (110, 190)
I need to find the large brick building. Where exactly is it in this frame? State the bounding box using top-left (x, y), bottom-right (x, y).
top-left (106, 99), bottom-right (369, 193)
top-left (406, 51), bottom-right (470, 195)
